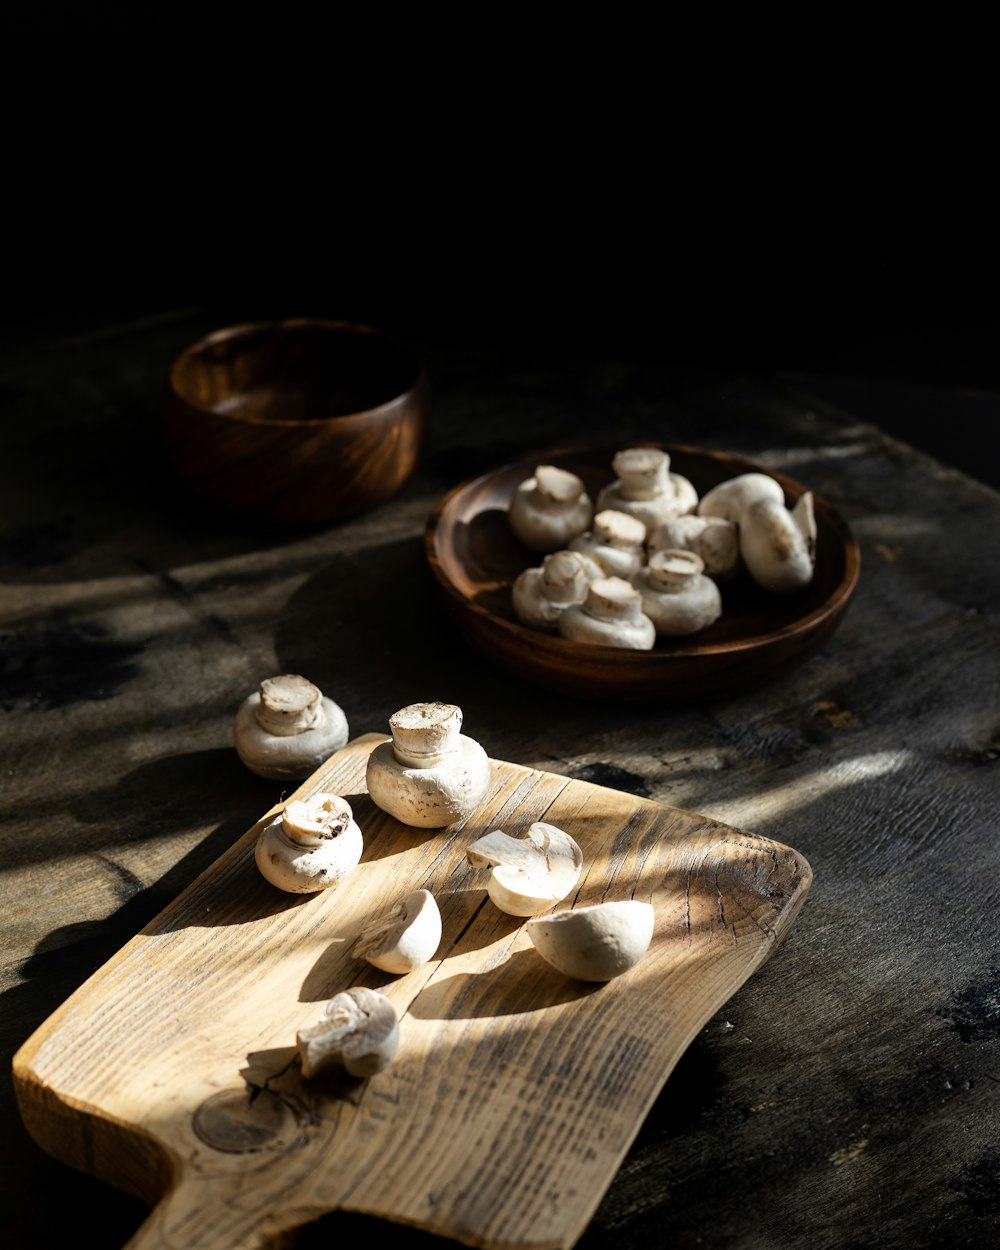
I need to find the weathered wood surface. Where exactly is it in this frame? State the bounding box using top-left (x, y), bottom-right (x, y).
top-left (13, 734), bottom-right (810, 1250)
top-left (2, 310), bottom-right (998, 1249)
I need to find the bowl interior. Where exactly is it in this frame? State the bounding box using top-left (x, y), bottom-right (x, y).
top-left (428, 444), bottom-right (859, 659)
top-left (170, 320), bottom-right (423, 424)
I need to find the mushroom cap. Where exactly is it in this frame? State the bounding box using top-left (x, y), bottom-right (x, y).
top-left (466, 822), bottom-right (584, 917)
top-left (354, 889), bottom-right (442, 973)
top-left (297, 987), bottom-right (400, 1079)
top-left (527, 900), bottom-right (655, 981)
top-left (509, 472), bottom-right (594, 552)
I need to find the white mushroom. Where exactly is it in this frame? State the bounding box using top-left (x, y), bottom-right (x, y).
top-left (466, 822), bottom-right (584, 917)
top-left (633, 548), bottom-right (723, 636)
top-left (697, 472), bottom-right (785, 525)
top-left (647, 513), bottom-right (740, 580)
top-left (558, 576), bottom-right (656, 651)
top-left (296, 986), bottom-right (399, 1078)
top-left (508, 465), bottom-right (594, 552)
top-left (511, 550), bottom-right (592, 632)
top-left (527, 900), bottom-right (655, 981)
top-left (596, 447), bottom-right (699, 530)
top-left (568, 509), bottom-right (648, 580)
top-left (234, 674), bottom-right (349, 780)
top-left (353, 889), bottom-right (442, 973)
top-left (254, 791), bottom-right (363, 893)
top-left (739, 491), bottom-right (817, 593)
top-left (366, 702), bottom-right (491, 828)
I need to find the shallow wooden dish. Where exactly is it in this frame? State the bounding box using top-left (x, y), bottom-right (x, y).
top-left (425, 444), bottom-right (861, 704)
top-left (164, 319), bottom-right (430, 523)
top-left (14, 734), bottom-right (812, 1250)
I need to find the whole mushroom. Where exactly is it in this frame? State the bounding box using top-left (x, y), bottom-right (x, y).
top-left (508, 465), bottom-right (594, 553)
top-left (596, 447), bottom-right (698, 530)
top-left (511, 549), bottom-right (593, 632)
top-left (739, 491), bottom-right (817, 593)
top-left (633, 548), bottom-right (723, 636)
top-left (647, 513), bottom-right (740, 580)
top-left (568, 509), bottom-right (648, 580)
top-left (366, 702), bottom-right (491, 828)
top-left (234, 674), bottom-right (349, 779)
top-left (255, 792), bottom-right (363, 893)
top-left (558, 576), bottom-right (656, 651)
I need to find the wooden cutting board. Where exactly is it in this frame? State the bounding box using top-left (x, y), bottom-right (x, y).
top-left (13, 734), bottom-right (812, 1250)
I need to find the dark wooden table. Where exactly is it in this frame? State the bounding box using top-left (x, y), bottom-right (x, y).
top-left (3, 309), bottom-right (998, 1249)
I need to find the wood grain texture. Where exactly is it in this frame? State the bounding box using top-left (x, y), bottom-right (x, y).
top-left (163, 319), bottom-right (430, 523)
top-left (13, 734), bottom-right (810, 1250)
top-left (425, 444), bottom-right (860, 703)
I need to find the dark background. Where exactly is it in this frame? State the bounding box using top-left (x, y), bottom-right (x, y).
top-left (4, 8), bottom-right (999, 486)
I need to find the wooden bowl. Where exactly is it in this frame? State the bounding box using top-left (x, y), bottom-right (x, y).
top-left (425, 444), bottom-right (861, 704)
top-left (164, 319), bottom-right (430, 523)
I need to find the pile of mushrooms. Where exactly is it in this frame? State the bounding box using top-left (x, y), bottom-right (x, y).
top-left (507, 448), bottom-right (818, 649)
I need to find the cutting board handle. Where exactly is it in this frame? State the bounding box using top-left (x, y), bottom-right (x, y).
top-left (123, 1180), bottom-right (312, 1250)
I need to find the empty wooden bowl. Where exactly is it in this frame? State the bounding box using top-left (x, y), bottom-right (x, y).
top-left (164, 319), bottom-right (430, 523)
top-left (425, 444), bottom-right (861, 704)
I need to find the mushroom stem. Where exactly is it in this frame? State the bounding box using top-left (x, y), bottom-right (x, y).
top-left (390, 702), bottom-right (463, 768)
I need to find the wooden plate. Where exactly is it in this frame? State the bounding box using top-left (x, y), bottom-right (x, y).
top-left (425, 443), bottom-right (861, 703)
top-left (14, 734), bottom-right (812, 1250)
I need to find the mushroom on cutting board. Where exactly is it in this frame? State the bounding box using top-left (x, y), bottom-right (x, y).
top-left (527, 900), bottom-right (655, 981)
top-left (366, 702), bottom-right (491, 828)
top-left (297, 987), bottom-right (399, 1078)
top-left (353, 889), bottom-right (442, 973)
top-left (466, 822), bottom-right (584, 917)
top-left (254, 792), bottom-right (363, 893)
top-left (234, 674), bottom-right (349, 779)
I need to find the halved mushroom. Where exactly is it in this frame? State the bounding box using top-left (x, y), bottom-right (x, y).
top-left (526, 900), bottom-right (655, 981)
top-left (353, 889), bottom-right (442, 973)
top-left (296, 986), bottom-right (399, 1078)
top-left (466, 822), bottom-right (584, 917)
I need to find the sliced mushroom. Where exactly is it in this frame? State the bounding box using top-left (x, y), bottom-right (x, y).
top-left (739, 491), bottom-right (817, 593)
top-left (466, 822), bottom-right (584, 916)
top-left (353, 889), bottom-right (442, 973)
top-left (296, 986), bottom-right (399, 1078)
top-left (526, 900), bottom-right (655, 981)
top-left (255, 792), bottom-right (363, 893)
top-left (234, 674), bottom-right (349, 779)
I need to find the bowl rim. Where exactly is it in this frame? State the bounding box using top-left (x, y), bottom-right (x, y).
top-left (424, 442), bottom-right (862, 663)
top-left (167, 316), bottom-right (427, 429)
